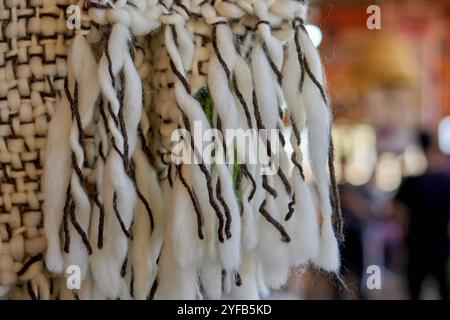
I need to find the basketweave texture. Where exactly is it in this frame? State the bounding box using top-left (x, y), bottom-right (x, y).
top-left (0, 0), bottom-right (74, 299)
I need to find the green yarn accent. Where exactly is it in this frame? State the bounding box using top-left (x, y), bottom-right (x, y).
top-left (233, 152), bottom-right (240, 186)
top-left (194, 86), bottom-right (214, 126)
top-left (232, 148), bottom-right (243, 202)
top-left (194, 86), bottom-right (242, 203)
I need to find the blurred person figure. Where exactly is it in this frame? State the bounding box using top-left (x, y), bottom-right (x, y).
top-left (339, 183), bottom-right (372, 299)
top-left (395, 131), bottom-right (450, 300)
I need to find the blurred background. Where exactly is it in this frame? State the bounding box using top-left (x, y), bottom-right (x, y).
top-left (281, 0), bottom-right (450, 300)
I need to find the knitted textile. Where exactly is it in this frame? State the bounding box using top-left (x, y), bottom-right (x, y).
top-left (0, 0), bottom-right (343, 299)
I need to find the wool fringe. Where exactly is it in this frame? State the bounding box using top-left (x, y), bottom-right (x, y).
top-left (41, 0), bottom-right (342, 300)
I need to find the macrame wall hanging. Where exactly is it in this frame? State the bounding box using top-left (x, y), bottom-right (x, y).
top-left (0, 0), bottom-right (343, 299)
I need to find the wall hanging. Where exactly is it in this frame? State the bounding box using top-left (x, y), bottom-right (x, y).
top-left (0, 0), bottom-right (343, 299)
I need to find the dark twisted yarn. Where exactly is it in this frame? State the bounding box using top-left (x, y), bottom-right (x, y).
top-left (168, 24), bottom-right (226, 242)
top-left (93, 186), bottom-right (106, 249)
top-left (63, 183), bottom-right (72, 253)
top-left (69, 200), bottom-right (93, 255)
top-left (285, 192), bottom-right (296, 221)
top-left (177, 164), bottom-right (205, 240)
top-left (113, 192), bottom-right (132, 239)
top-left (65, 78), bottom-right (93, 254)
top-left (17, 253), bottom-right (43, 276)
top-left (259, 200), bottom-right (291, 243)
top-left (104, 37), bottom-right (155, 232)
top-left (216, 179), bottom-right (232, 239)
top-left (241, 165), bottom-right (257, 202)
top-left (27, 281), bottom-right (38, 300)
top-left (179, 110), bottom-right (225, 242)
top-left (211, 23), bottom-right (231, 83)
top-left (120, 257), bottom-right (128, 278)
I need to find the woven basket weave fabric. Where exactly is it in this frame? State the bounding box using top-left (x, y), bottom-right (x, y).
top-left (0, 0), bottom-right (74, 298)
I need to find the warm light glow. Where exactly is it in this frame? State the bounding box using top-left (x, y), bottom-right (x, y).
top-left (403, 145), bottom-right (427, 176)
top-left (375, 152), bottom-right (402, 192)
top-left (438, 116), bottom-right (450, 155)
top-left (333, 124), bottom-right (377, 186)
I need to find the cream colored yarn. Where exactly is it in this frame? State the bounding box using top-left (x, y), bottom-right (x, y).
top-left (1, 0), bottom-right (344, 300)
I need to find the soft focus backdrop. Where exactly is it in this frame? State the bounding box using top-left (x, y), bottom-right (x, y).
top-left (279, 0), bottom-right (450, 300)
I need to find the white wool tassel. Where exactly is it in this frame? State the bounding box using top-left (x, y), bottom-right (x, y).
top-left (165, 23), bottom-right (241, 274)
top-left (64, 34), bottom-right (100, 280)
top-left (282, 37), bottom-right (320, 266)
top-left (206, 23), bottom-right (248, 273)
top-left (43, 96), bottom-right (72, 274)
top-left (255, 259), bottom-right (270, 298)
top-left (89, 101), bottom-right (125, 298)
top-left (190, 162), bottom-right (217, 260)
top-left (156, 164), bottom-right (203, 299)
top-left (240, 172), bottom-right (259, 251)
top-left (131, 141), bottom-right (164, 299)
top-left (96, 23), bottom-right (138, 297)
top-left (231, 251), bottom-right (260, 300)
top-left (214, 163), bottom-right (241, 272)
top-left (297, 26), bottom-right (340, 272)
top-left (251, 42), bottom-right (279, 132)
top-left (282, 39), bottom-right (306, 133)
top-left (287, 167), bottom-right (320, 266)
top-left (199, 254), bottom-right (223, 300)
top-left (256, 190), bottom-right (290, 289)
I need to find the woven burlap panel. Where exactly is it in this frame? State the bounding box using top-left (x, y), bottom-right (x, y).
top-left (0, 0), bottom-right (77, 299)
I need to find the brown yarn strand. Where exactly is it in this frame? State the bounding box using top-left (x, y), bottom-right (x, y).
top-left (93, 186), bottom-right (106, 249)
top-left (251, 89), bottom-right (272, 160)
top-left (148, 278), bottom-right (158, 300)
top-left (329, 137), bottom-right (344, 242)
top-left (260, 37), bottom-right (294, 203)
top-left (138, 124), bottom-right (155, 164)
top-left (290, 119), bottom-right (306, 179)
top-left (113, 191), bottom-right (132, 239)
top-left (277, 167), bottom-right (292, 195)
top-left (260, 40), bottom-right (282, 84)
top-left (72, 289), bottom-right (80, 300)
top-left (63, 183), bottom-right (72, 253)
top-left (168, 26), bottom-right (225, 236)
top-left (170, 59), bottom-right (191, 94)
top-left (262, 175), bottom-right (277, 198)
top-left (232, 73), bottom-right (253, 129)
top-left (130, 159), bottom-right (155, 232)
top-left (293, 23), bottom-right (306, 92)
top-left (241, 165), bottom-right (257, 202)
top-left (117, 72), bottom-right (130, 172)
top-left (216, 178), bottom-right (232, 240)
top-left (177, 164), bottom-right (205, 240)
top-left (69, 200), bottom-right (93, 255)
top-left (105, 40), bottom-right (155, 232)
top-left (130, 265), bottom-right (135, 298)
top-left (216, 116), bottom-right (228, 161)
top-left (234, 272), bottom-right (242, 287)
top-left (17, 253), bottom-right (43, 276)
top-left (179, 111), bottom-right (226, 242)
top-left (259, 200), bottom-right (291, 243)
top-left (212, 23), bottom-right (231, 83)
top-left (252, 90), bottom-right (281, 198)
top-left (64, 78), bottom-right (93, 254)
top-left (120, 257), bottom-right (128, 278)
top-left (285, 192), bottom-right (296, 221)
top-left (27, 281), bottom-right (38, 300)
